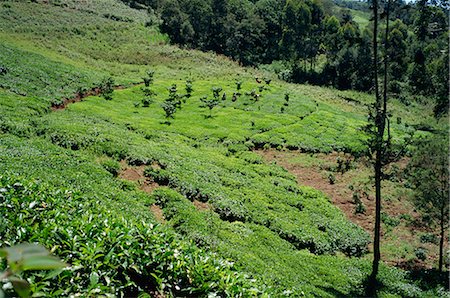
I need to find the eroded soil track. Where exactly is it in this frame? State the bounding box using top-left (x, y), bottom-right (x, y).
top-left (119, 160), bottom-right (165, 223)
top-left (51, 83), bottom-right (142, 111)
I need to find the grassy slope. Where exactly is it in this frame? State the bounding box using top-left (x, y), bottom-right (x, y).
top-left (0, 0), bottom-right (446, 297)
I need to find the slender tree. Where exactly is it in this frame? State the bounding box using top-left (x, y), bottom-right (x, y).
top-left (367, 0), bottom-right (391, 292)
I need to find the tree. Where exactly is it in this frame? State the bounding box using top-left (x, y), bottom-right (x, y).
top-left (255, 0), bottom-right (286, 63)
top-left (430, 50), bottom-right (449, 116)
top-left (408, 135), bottom-right (449, 272)
top-left (408, 48), bottom-right (428, 94)
top-left (143, 69), bottom-right (155, 87)
top-left (185, 79), bottom-right (193, 99)
top-left (334, 45), bottom-right (358, 89)
top-left (161, 100), bottom-right (177, 121)
top-left (367, 0), bottom-right (391, 292)
top-left (280, 0), bottom-right (312, 61)
top-left (224, 10), bottom-right (265, 65)
top-left (386, 20), bottom-right (408, 91)
top-left (209, 0), bottom-right (229, 54)
top-left (160, 0), bottom-right (194, 45)
top-left (179, 0), bottom-right (213, 49)
top-left (200, 96), bottom-right (219, 118)
top-left (323, 15), bottom-right (341, 58)
top-left (352, 28), bottom-right (373, 91)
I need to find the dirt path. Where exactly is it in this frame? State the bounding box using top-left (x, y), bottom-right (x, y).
top-left (193, 199), bottom-right (212, 211)
top-left (51, 83), bottom-right (142, 111)
top-left (119, 160), bottom-right (165, 223)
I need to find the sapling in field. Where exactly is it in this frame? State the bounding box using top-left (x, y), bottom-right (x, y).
top-left (212, 86), bottom-right (222, 99)
top-left (200, 96), bottom-right (219, 118)
top-left (283, 92), bottom-right (290, 107)
top-left (141, 86), bottom-right (156, 107)
top-left (168, 83), bottom-right (177, 96)
top-left (161, 100), bottom-right (177, 123)
top-left (101, 77), bottom-right (114, 100)
top-left (185, 79), bottom-right (193, 99)
top-left (143, 69), bottom-right (155, 87)
top-left (167, 84), bottom-right (182, 108)
top-left (236, 81), bottom-right (242, 91)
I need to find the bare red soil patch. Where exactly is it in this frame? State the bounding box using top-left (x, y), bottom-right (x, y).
top-left (119, 160), bottom-right (165, 222)
top-left (256, 149), bottom-right (445, 269)
top-left (257, 150), bottom-right (379, 232)
top-left (193, 200), bottom-right (212, 211)
top-left (150, 204), bottom-right (166, 223)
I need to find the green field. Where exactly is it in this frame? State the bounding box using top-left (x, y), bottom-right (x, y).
top-left (0, 0), bottom-right (447, 297)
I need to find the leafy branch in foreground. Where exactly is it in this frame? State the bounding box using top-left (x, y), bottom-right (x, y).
top-left (0, 243), bottom-right (66, 298)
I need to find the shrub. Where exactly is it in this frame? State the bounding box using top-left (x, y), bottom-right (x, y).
top-left (200, 96), bottom-right (219, 118)
top-left (420, 233), bottom-right (438, 244)
top-left (352, 192), bottom-right (366, 214)
top-left (415, 247), bottom-right (427, 261)
top-left (100, 159), bottom-right (121, 177)
top-left (101, 77), bottom-right (114, 100)
top-left (161, 101), bottom-right (177, 120)
top-left (211, 86), bottom-right (222, 99)
top-left (143, 69), bottom-right (155, 87)
top-left (185, 79), bottom-right (193, 98)
top-left (0, 65), bottom-right (8, 75)
top-left (381, 212), bottom-right (401, 229)
top-left (0, 176), bottom-right (263, 297)
top-left (327, 173), bottom-right (336, 184)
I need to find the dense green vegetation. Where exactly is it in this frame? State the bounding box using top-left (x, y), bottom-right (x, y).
top-left (130, 0), bottom-right (448, 116)
top-left (0, 136), bottom-right (264, 297)
top-left (0, 0), bottom-right (448, 297)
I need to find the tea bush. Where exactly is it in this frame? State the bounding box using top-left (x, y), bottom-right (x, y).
top-left (0, 136), bottom-right (264, 297)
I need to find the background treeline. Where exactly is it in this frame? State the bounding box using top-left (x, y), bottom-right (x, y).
top-left (123, 0), bottom-right (448, 116)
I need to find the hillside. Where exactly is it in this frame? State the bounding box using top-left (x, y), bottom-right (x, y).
top-left (0, 0), bottom-right (448, 297)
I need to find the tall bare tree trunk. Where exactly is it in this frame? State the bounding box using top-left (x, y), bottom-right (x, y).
top-left (369, 0), bottom-right (381, 289)
top-left (369, 0), bottom-right (391, 293)
top-left (439, 201), bottom-right (445, 272)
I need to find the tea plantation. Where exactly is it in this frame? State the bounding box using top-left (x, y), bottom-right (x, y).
top-left (0, 0), bottom-right (447, 297)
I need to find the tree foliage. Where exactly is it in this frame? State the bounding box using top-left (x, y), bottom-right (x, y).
top-left (408, 135), bottom-right (449, 272)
